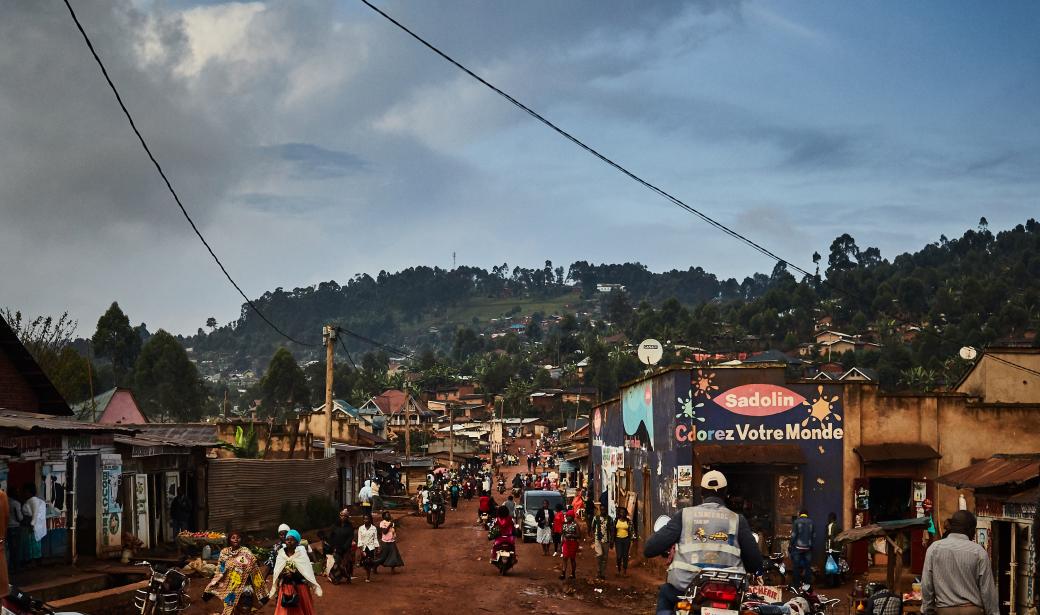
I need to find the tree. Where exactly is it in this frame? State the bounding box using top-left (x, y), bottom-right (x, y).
top-left (206, 317), bottom-right (217, 330)
top-left (2, 309), bottom-right (93, 404)
top-left (92, 302), bottom-right (141, 382)
top-left (134, 330), bottom-right (205, 422)
top-left (826, 234), bottom-right (860, 277)
top-left (260, 348), bottom-right (310, 419)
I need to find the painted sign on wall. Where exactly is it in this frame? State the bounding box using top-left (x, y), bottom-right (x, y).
top-left (101, 454), bottom-right (122, 549)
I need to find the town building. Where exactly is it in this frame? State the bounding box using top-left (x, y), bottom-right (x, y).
top-left (71, 387), bottom-right (147, 424)
top-left (588, 360), bottom-right (1040, 579)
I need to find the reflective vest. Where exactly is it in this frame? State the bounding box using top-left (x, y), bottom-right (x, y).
top-left (667, 502), bottom-right (744, 590)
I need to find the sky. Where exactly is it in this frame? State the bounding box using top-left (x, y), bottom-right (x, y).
top-left (2, 1), bottom-right (1038, 336)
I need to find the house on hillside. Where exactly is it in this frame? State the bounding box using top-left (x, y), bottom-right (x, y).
top-left (307, 399), bottom-right (387, 440)
top-left (72, 387), bottom-right (147, 424)
top-left (361, 389), bottom-right (437, 428)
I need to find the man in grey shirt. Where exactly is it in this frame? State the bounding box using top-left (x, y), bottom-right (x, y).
top-left (921, 510), bottom-right (999, 615)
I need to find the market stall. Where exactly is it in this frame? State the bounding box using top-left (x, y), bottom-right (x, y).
top-left (834, 517), bottom-right (931, 595)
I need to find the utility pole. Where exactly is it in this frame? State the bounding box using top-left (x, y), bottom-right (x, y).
top-left (404, 394), bottom-right (411, 460)
top-left (323, 325), bottom-right (336, 459)
top-left (448, 403), bottom-right (454, 469)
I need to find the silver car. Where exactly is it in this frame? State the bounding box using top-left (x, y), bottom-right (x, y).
top-left (519, 490), bottom-right (565, 542)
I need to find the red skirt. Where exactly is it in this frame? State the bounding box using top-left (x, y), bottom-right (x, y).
top-left (274, 582), bottom-right (314, 615)
top-left (561, 538), bottom-right (579, 559)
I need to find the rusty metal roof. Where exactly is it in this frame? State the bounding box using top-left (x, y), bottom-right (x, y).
top-left (1006, 486), bottom-right (1039, 505)
top-left (937, 454), bottom-right (1040, 489)
top-left (0, 409), bottom-right (137, 433)
top-left (854, 443), bottom-right (941, 463)
top-left (697, 444), bottom-right (806, 465)
top-left (128, 424), bottom-right (221, 446)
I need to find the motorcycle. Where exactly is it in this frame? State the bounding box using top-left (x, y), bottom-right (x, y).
top-left (134, 560), bottom-right (190, 615)
top-left (2, 587), bottom-right (84, 615)
top-left (490, 543), bottom-right (517, 575)
top-left (784, 584), bottom-right (842, 615)
top-left (674, 569), bottom-right (748, 615)
top-left (463, 483), bottom-right (474, 500)
top-left (427, 501), bottom-right (446, 528)
top-left (497, 480), bottom-right (506, 494)
top-left (760, 552), bottom-right (788, 587)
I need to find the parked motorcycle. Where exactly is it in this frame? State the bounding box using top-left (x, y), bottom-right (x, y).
top-left (134, 560), bottom-right (190, 615)
top-left (760, 552), bottom-right (788, 587)
top-left (2, 587), bottom-right (83, 615)
top-left (784, 584), bottom-right (842, 615)
top-left (427, 501), bottom-right (446, 528)
top-left (673, 569), bottom-right (748, 615)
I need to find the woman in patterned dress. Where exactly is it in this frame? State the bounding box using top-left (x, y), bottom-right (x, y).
top-left (204, 531), bottom-right (266, 615)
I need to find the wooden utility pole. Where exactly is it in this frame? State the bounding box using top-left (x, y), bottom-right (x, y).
top-left (404, 395), bottom-right (411, 460)
top-left (448, 403), bottom-right (455, 468)
top-left (323, 325), bottom-right (336, 459)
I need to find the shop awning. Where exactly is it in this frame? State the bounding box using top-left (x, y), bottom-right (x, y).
top-left (697, 444), bottom-right (806, 465)
top-left (834, 517), bottom-right (931, 544)
top-left (936, 454), bottom-right (1040, 489)
top-left (854, 443), bottom-right (940, 463)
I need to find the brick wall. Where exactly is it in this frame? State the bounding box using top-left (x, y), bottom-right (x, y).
top-left (0, 350), bottom-right (39, 411)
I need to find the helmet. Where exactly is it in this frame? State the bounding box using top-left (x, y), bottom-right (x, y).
top-left (701, 470), bottom-right (728, 491)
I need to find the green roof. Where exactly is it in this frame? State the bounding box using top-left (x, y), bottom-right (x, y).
top-left (71, 387), bottom-right (117, 422)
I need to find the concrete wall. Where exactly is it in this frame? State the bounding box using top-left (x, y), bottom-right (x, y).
top-left (956, 350), bottom-right (1040, 403)
top-left (842, 383), bottom-right (1040, 531)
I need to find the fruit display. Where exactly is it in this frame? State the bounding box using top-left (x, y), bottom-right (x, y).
top-left (176, 530), bottom-right (227, 549)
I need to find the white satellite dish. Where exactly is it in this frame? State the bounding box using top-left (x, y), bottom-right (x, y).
top-left (959, 346), bottom-right (978, 361)
top-left (638, 338), bottom-right (664, 366)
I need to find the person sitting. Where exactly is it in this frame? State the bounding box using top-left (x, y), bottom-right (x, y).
top-left (490, 505), bottom-right (516, 561)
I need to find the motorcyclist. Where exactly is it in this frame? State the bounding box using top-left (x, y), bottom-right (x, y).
top-left (478, 492), bottom-right (493, 522)
top-left (490, 505), bottom-right (517, 561)
top-left (644, 470), bottom-right (763, 615)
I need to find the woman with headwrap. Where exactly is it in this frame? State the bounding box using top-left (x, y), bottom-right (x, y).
top-left (204, 530), bottom-right (266, 615)
top-left (269, 530), bottom-right (322, 615)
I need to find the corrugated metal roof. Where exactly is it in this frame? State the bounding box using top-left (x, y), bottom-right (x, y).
top-left (1006, 486), bottom-right (1039, 505)
top-left (697, 443), bottom-right (806, 465)
top-left (0, 409), bottom-right (137, 433)
top-left (937, 455), bottom-right (1040, 489)
top-left (312, 440), bottom-right (377, 452)
top-left (854, 443), bottom-right (941, 462)
top-left (129, 424), bottom-right (222, 446)
top-left (207, 457), bottom-right (338, 533)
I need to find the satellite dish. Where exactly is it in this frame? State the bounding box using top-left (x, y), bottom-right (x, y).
top-left (638, 339), bottom-right (664, 366)
top-left (959, 346), bottom-right (978, 361)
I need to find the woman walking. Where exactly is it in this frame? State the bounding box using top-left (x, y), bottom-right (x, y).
top-left (611, 507), bottom-right (632, 576)
top-left (376, 511), bottom-right (404, 573)
top-left (535, 500), bottom-right (553, 556)
top-left (559, 510), bottom-right (581, 580)
top-left (356, 514), bottom-right (380, 583)
top-left (21, 483), bottom-right (46, 568)
top-left (589, 503), bottom-right (611, 580)
top-left (551, 503), bottom-right (565, 557)
top-left (268, 530), bottom-right (322, 615)
top-left (205, 530), bottom-right (266, 615)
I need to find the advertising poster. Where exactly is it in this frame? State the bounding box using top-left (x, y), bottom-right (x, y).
top-left (677, 465), bottom-right (693, 487)
top-left (42, 462), bottom-right (68, 529)
top-left (101, 454), bottom-right (122, 549)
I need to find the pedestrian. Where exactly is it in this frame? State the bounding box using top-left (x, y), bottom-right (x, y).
top-left (551, 503), bottom-right (565, 557)
top-left (790, 508), bottom-right (815, 587)
top-left (921, 510), bottom-right (999, 615)
top-left (376, 511), bottom-right (404, 573)
top-left (535, 500), bottom-right (553, 556)
top-left (449, 481), bottom-right (460, 511)
top-left (326, 509), bottom-right (354, 585)
top-left (370, 479), bottom-right (382, 512)
top-left (21, 483), bottom-right (46, 568)
top-left (611, 506), bottom-right (632, 576)
top-left (589, 503), bottom-right (611, 580)
top-left (269, 530), bottom-right (322, 615)
top-left (481, 474), bottom-right (491, 496)
top-left (171, 487), bottom-right (192, 538)
top-left (571, 489), bottom-right (585, 520)
top-left (559, 510), bottom-right (581, 580)
top-left (358, 480), bottom-right (373, 514)
top-left (204, 530), bottom-right (266, 615)
top-left (356, 514), bottom-right (380, 583)
top-left (6, 488), bottom-right (23, 573)
top-left (504, 495), bottom-right (516, 520)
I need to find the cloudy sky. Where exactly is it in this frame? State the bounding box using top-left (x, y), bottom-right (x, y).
top-left (2, 1), bottom-right (1038, 335)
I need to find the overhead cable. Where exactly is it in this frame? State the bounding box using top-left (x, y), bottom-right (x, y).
top-left (61, 0), bottom-right (315, 347)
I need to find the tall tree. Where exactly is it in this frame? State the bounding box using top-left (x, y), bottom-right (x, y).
top-left (134, 330), bottom-right (205, 422)
top-left (92, 302), bottom-right (141, 382)
top-left (260, 348), bottom-right (310, 419)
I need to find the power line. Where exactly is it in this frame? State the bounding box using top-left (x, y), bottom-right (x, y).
top-left (986, 353), bottom-right (1040, 380)
top-left (337, 325), bottom-right (413, 358)
top-left (336, 334), bottom-right (358, 371)
top-left (360, 0), bottom-right (814, 280)
top-left (61, 0), bottom-right (315, 347)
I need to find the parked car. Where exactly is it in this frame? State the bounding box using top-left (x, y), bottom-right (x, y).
top-left (519, 489), bottom-right (564, 542)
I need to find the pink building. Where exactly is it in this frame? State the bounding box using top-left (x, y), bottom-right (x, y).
top-left (73, 387), bottom-right (148, 424)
